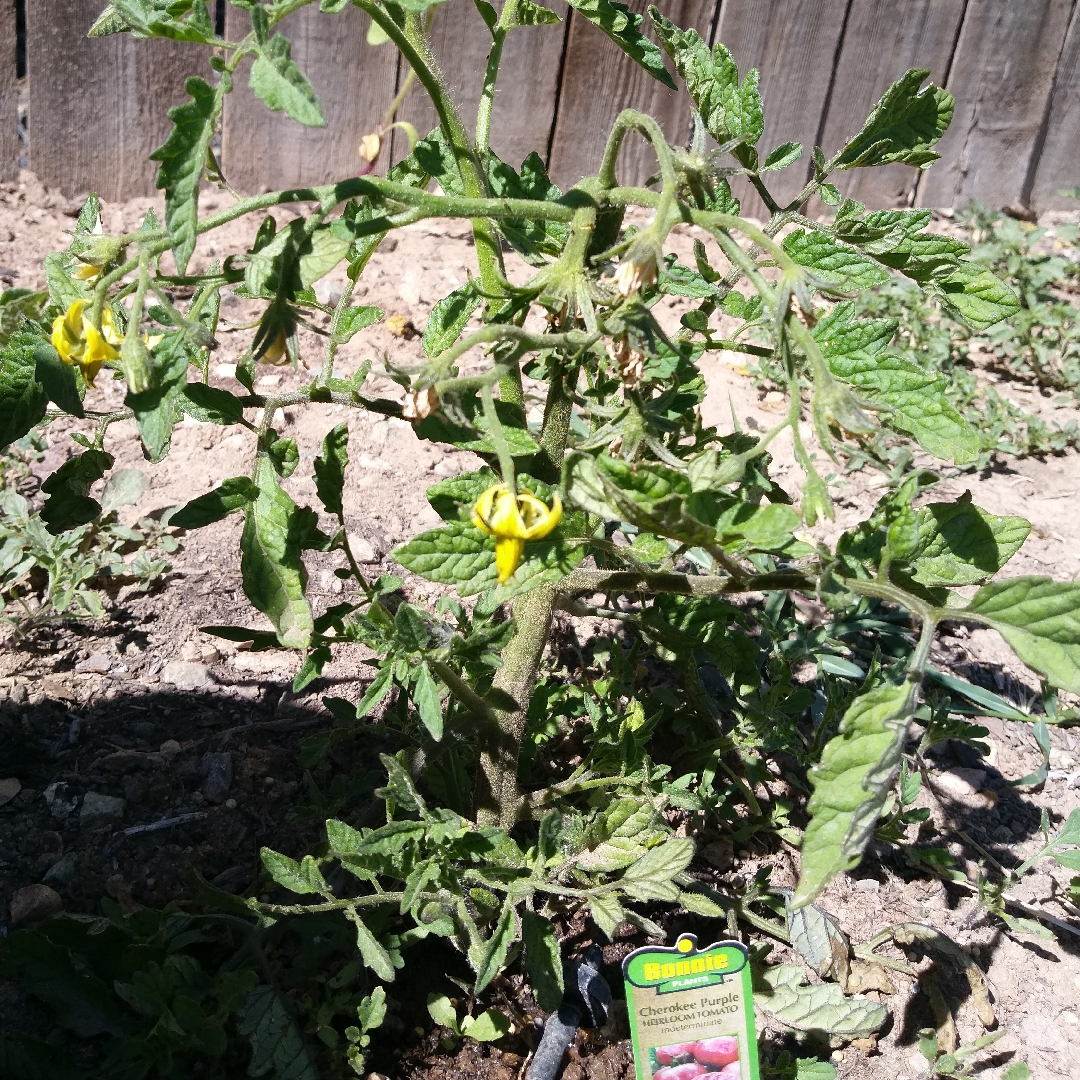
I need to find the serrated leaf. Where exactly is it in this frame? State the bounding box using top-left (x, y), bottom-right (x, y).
top-left (237, 984), bottom-right (319, 1080)
top-left (150, 75), bottom-right (226, 276)
top-left (787, 900), bottom-right (848, 979)
top-left (966, 577), bottom-right (1080, 694)
top-left (249, 35), bottom-right (326, 127)
top-left (241, 456), bottom-right (314, 649)
top-left (515, 0), bottom-right (560, 25)
top-left (521, 912), bottom-right (563, 1012)
top-left (180, 382), bottom-right (245, 425)
top-left (313, 422), bottom-right (348, 521)
top-left (783, 229), bottom-right (890, 290)
top-left (0, 288), bottom-right (49, 348)
top-left (126, 332), bottom-right (191, 462)
top-left (462, 1009), bottom-right (512, 1042)
top-left (835, 68), bottom-right (953, 170)
top-left (34, 342), bottom-right (84, 417)
top-left (588, 893), bottom-right (625, 940)
top-left (763, 141), bottom-right (803, 171)
top-left (335, 304), bottom-right (382, 342)
top-left (473, 899), bottom-right (515, 993)
top-left (570, 0), bottom-right (675, 89)
top-left (927, 261), bottom-right (1020, 331)
top-left (40, 449), bottom-right (113, 533)
top-left (413, 663), bottom-right (444, 741)
top-left (795, 678), bottom-right (918, 907)
top-left (754, 964), bottom-right (886, 1037)
top-left (620, 837), bottom-right (694, 901)
top-left (172, 476), bottom-right (258, 528)
top-left (422, 282), bottom-right (481, 358)
top-left (100, 468), bottom-right (149, 515)
top-left (0, 329), bottom-right (48, 449)
top-left (261, 849), bottom-right (328, 895)
top-left (649, 8), bottom-right (760, 162)
top-left (346, 909), bottom-right (396, 981)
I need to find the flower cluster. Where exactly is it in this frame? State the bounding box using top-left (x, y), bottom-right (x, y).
top-left (51, 300), bottom-right (121, 386)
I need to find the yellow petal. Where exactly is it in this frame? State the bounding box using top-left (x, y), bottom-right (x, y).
top-left (52, 313), bottom-right (74, 362)
top-left (488, 488), bottom-right (528, 539)
top-left (517, 491), bottom-right (562, 539)
top-left (74, 262), bottom-right (103, 281)
top-left (98, 306), bottom-right (122, 346)
top-left (472, 483), bottom-right (504, 535)
top-left (494, 536), bottom-right (525, 583)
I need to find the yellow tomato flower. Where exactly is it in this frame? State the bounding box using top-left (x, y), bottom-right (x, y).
top-left (472, 483), bottom-right (563, 583)
top-left (51, 300), bottom-right (121, 387)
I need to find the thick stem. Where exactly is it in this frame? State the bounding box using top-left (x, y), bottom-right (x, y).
top-left (475, 582), bottom-right (557, 826)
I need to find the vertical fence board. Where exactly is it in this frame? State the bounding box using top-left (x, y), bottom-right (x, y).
top-left (1, 0), bottom-right (16, 181)
top-left (222, 4), bottom-right (399, 193)
top-left (816, 0), bottom-right (965, 210)
top-left (920, 0), bottom-right (1074, 210)
top-left (1031, 5), bottom-right (1080, 211)
top-left (547, 0), bottom-right (716, 192)
top-left (26, 0), bottom-right (194, 199)
top-left (714, 0), bottom-right (851, 216)
top-left (390, 1), bottom-right (568, 170)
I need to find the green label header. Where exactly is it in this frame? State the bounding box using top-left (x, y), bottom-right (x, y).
top-left (624, 935), bottom-right (748, 995)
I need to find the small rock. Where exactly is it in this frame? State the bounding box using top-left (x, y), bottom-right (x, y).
top-left (28, 691), bottom-right (46, 706)
top-left (1049, 748), bottom-right (1076, 770)
top-left (854, 877), bottom-right (880, 894)
top-left (159, 739), bottom-right (182, 754)
top-left (201, 645), bottom-right (221, 665)
top-left (225, 798), bottom-right (237, 810)
top-left (42, 854), bottom-right (76, 887)
top-left (314, 279), bottom-right (344, 307)
top-left (44, 782), bottom-right (78, 820)
top-left (201, 751), bottom-right (233, 804)
top-left (933, 767), bottom-right (986, 799)
top-left (10, 884), bottom-right (63, 924)
top-left (347, 533), bottom-right (379, 563)
top-left (701, 839), bottom-right (734, 871)
top-left (180, 640), bottom-right (202, 662)
top-left (76, 651), bottom-right (112, 674)
top-left (9, 680), bottom-right (27, 704)
top-left (0, 777), bottom-right (21, 807)
top-left (162, 660), bottom-right (211, 690)
top-left (432, 457), bottom-right (459, 477)
top-left (80, 791), bottom-right (126, 825)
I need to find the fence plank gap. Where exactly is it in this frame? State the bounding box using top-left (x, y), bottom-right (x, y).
top-left (222, 4), bottom-right (398, 194)
top-left (26, 0), bottom-right (195, 200)
top-left (815, 0), bottom-right (967, 212)
top-left (1031, 2), bottom-right (1080, 211)
top-left (547, 0), bottom-right (716, 192)
top-left (919, 0), bottom-right (1074, 211)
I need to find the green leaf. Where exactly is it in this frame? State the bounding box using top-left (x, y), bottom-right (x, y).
top-left (965, 577), bottom-right (1080, 694)
top-left (268, 437), bottom-right (299, 478)
top-left (0, 289), bottom-right (48, 350)
top-left (649, 7), bottom-right (760, 161)
top-left (426, 467), bottom-right (500, 523)
top-left (356, 663), bottom-right (394, 719)
top-left (126, 332), bottom-right (191, 462)
top-left (180, 382), bottom-right (246, 425)
top-left (926, 261), bottom-right (1020, 331)
top-left (422, 282), bottom-right (481, 358)
top-left (299, 227), bottom-right (350, 287)
top-left (237, 985), bottom-right (319, 1080)
top-left (763, 141), bottom-right (803, 171)
top-left (588, 893), bottom-right (625, 940)
top-left (249, 35), bottom-right (326, 128)
top-left (569, 0), bottom-right (676, 90)
top-left (314, 422), bottom-right (348, 521)
top-left (1000, 1066), bottom-right (1030, 1080)
top-left (795, 1061), bottom-right (837, 1080)
top-left (414, 396), bottom-right (539, 455)
top-left (413, 663), bottom-right (444, 741)
top-left (100, 468), bottom-right (149, 515)
top-left (335, 304), bottom-right (382, 342)
top-left (754, 964), bottom-right (887, 1038)
top-left (521, 912), bottom-right (563, 1012)
top-left (172, 476), bottom-right (258, 528)
top-left (426, 993), bottom-right (459, 1033)
top-left (835, 68), bottom-right (953, 170)
top-left (150, 75), bottom-right (226, 276)
top-left (240, 455), bottom-right (314, 649)
top-left (906, 496), bottom-right (1029, 587)
top-left (0, 1034), bottom-right (79, 1080)
top-left (346, 909), bottom-right (396, 981)
top-left (795, 677), bottom-right (918, 907)
top-left (473, 899), bottom-right (515, 993)
top-left (0, 329), bottom-right (47, 449)
top-left (514, 0), bottom-right (560, 26)
top-left (40, 449), bottom-right (113, 533)
top-left (261, 849), bottom-right (328, 895)
top-left (783, 229), bottom-right (890, 290)
top-left (461, 1009), bottom-right (512, 1042)
top-left (619, 836), bottom-right (694, 902)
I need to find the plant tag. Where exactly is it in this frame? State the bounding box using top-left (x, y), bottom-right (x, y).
top-left (622, 933), bottom-right (759, 1080)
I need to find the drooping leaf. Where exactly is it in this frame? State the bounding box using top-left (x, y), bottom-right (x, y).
top-left (346, 909), bottom-right (396, 981)
top-left (965, 577), bottom-right (1080, 694)
top-left (569, 0), bottom-right (676, 90)
top-left (40, 449), bottom-right (113, 533)
top-left (422, 282), bottom-right (481, 358)
top-left (619, 837), bottom-right (694, 902)
top-left (126, 332), bottom-right (191, 462)
top-left (413, 663), bottom-right (444, 741)
top-left (314, 422), bottom-right (349, 521)
top-left (260, 850), bottom-right (329, 895)
top-left (754, 964), bottom-right (887, 1038)
top-left (172, 476), bottom-right (259, 528)
top-left (473, 899), bottom-right (515, 992)
top-left (249, 35), bottom-right (326, 128)
top-left (237, 984), bottom-right (319, 1080)
top-left (0, 329), bottom-right (48, 449)
top-left (521, 912), bottom-right (563, 1012)
top-left (180, 382), bottom-right (247, 425)
top-left (783, 229), bottom-right (890, 290)
top-left (588, 893), bottom-right (625, 940)
top-left (834, 68), bottom-right (953, 170)
top-left (150, 75), bottom-right (227, 276)
top-left (794, 677), bottom-right (918, 907)
top-left (926, 261), bottom-right (1020, 331)
top-left (99, 468), bottom-right (149, 515)
top-left (240, 455), bottom-right (314, 648)
top-left (649, 8), bottom-right (761, 162)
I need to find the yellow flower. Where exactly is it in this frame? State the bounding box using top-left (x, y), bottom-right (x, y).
top-left (73, 261), bottom-right (104, 282)
top-left (51, 300), bottom-right (121, 387)
top-left (472, 483), bottom-right (563, 583)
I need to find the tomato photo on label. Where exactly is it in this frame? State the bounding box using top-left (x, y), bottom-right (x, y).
top-left (705, 1063), bottom-right (741, 1080)
top-left (655, 1043), bottom-right (699, 1065)
top-left (692, 1037), bottom-right (739, 1067)
top-left (653, 1063), bottom-right (708, 1080)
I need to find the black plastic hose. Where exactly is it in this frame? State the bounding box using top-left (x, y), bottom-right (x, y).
top-left (526, 945), bottom-right (612, 1080)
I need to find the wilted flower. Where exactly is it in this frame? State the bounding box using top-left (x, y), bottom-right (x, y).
top-left (261, 328), bottom-right (289, 366)
top-left (611, 335), bottom-right (645, 391)
top-left (401, 385), bottom-right (440, 421)
top-left (359, 132), bottom-right (382, 165)
top-left (472, 483), bottom-right (563, 583)
top-left (51, 300), bottom-right (121, 386)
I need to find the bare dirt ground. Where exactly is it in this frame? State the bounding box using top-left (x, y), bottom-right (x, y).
top-left (1, 171), bottom-right (1079, 1080)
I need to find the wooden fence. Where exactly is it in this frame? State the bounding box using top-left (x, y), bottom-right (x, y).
top-left (4, 0), bottom-right (1080, 214)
